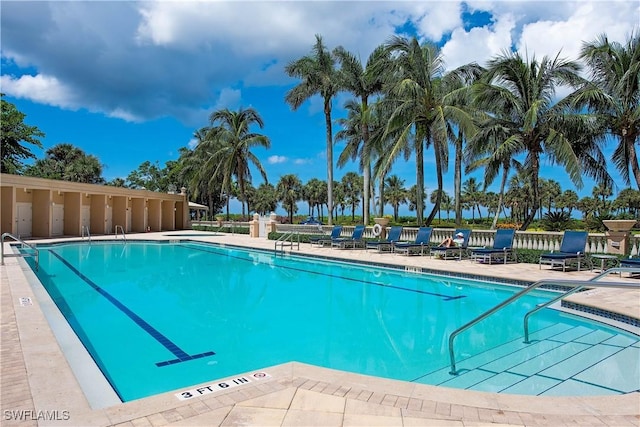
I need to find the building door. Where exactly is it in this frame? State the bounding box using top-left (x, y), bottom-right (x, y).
top-left (126, 208), bottom-right (132, 232)
top-left (52, 204), bottom-right (64, 236)
top-left (106, 205), bottom-right (113, 234)
top-left (16, 203), bottom-right (32, 238)
top-left (81, 205), bottom-right (91, 234)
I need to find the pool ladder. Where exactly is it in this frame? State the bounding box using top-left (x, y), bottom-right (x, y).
top-left (1, 232), bottom-right (39, 271)
top-left (115, 225), bottom-right (127, 243)
top-left (274, 231), bottom-right (300, 254)
top-left (81, 225), bottom-right (91, 243)
top-left (447, 267), bottom-right (640, 375)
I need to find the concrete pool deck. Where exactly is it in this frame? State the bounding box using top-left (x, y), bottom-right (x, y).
top-left (1, 230), bottom-right (639, 426)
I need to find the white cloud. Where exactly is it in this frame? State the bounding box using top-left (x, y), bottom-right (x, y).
top-left (517, 1), bottom-right (640, 62)
top-left (0, 74), bottom-right (78, 108)
top-left (294, 158), bottom-right (313, 165)
top-left (268, 155), bottom-right (288, 164)
top-left (411, 1), bottom-right (464, 42)
top-left (441, 13), bottom-right (515, 70)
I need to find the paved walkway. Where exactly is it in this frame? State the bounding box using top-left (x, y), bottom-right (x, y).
top-left (1, 231), bottom-right (639, 426)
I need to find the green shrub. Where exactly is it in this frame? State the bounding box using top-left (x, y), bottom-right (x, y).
top-left (193, 225), bottom-right (250, 234)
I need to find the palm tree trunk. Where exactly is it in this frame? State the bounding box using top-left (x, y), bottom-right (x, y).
top-left (491, 167), bottom-right (508, 229)
top-left (415, 139), bottom-right (425, 225)
top-left (324, 100), bottom-right (334, 226)
top-left (363, 165), bottom-right (370, 224)
top-left (454, 132), bottom-right (462, 226)
top-left (628, 136), bottom-right (640, 190)
top-left (521, 157), bottom-right (541, 230)
top-left (425, 139), bottom-right (443, 226)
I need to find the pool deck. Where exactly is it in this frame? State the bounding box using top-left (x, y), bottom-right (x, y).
top-left (1, 231), bottom-right (639, 426)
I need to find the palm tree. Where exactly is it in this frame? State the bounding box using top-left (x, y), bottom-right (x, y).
top-left (384, 175), bottom-right (407, 221)
top-left (276, 174), bottom-right (303, 223)
top-left (285, 34), bottom-right (339, 225)
top-left (380, 36), bottom-right (478, 226)
top-left (576, 32), bottom-right (640, 189)
top-left (462, 177), bottom-right (483, 222)
top-left (253, 183), bottom-right (278, 215)
top-left (333, 44), bottom-right (390, 224)
top-left (473, 50), bottom-right (611, 229)
top-left (341, 172), bottom-right (362, 221)
top-left (203, 107), bottom-right (270, 219)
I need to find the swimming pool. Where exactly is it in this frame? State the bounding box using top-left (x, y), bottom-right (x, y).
top-left (25, 240), bottom-right (639, 402)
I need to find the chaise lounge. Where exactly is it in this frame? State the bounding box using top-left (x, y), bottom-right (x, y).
top-left (393, 227), bottom-right (433, 256)
top-left (332, 225), bottom-right (366, 249)
top-left (470, 228), bottom-right (517, 264)
top-left (310, 225), bottom-right (343, 247)
top-left (366, 226), bottom-right (403, 253)
top-left (431, 229), bottom-right (472, 260)
top-left (539, 230), bottom-right (588, 272)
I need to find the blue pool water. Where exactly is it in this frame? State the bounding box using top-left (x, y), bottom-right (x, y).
top-left (26, 241), bottom-right (639, 401)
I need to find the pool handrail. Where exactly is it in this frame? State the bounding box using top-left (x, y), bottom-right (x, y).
top-left (448, 266), bottom-right (640, 375)
top-left (1, 232), bottom-right (39, 271)
top-left (115, 225), bottom-right (127, 243)
top-left (274, 231), bottom-right (300, 254)
top-left (81, 225), bottom-right (91, 243)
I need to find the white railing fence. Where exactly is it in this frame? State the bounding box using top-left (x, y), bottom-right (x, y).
top-left (273, 224), bottom-right (639, 256)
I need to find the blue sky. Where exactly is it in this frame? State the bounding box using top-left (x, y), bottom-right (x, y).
top-left (1, 1), bottom-right (638, 216)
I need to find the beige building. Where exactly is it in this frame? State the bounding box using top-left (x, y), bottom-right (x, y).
top-left (1, 174), bottom-right (189, 238)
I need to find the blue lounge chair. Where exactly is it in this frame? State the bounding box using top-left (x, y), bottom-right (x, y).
top-left (620, 257), bottom-right (640, 277)
top-left (470, 229), bottom-right (517, 264)
top-left (539, 230), bottom-right (588, 271)
top-left (393, 227), bottom-right (433, 256)
top-left (332, 225), bottom-right (366, 249)
top-left (366, 226), bottom-right (403, 252)
top-left (431, 229), bottom-right (472, 260)
top-left (310, 225), bottom-right (343, 247)
top-left (621, 257), bottom-right (640, 268)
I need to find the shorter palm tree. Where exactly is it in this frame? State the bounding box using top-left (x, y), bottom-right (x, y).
top-left (277, 174), bottom-right (303, 223)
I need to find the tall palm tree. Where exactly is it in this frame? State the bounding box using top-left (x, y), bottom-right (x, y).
top-left (575, 32), bottom-right (640, 189)
top-left (285, 34), bottom-right (339, 225)
top-left (333, 44), bottom-right (390, 224)
top-left (473, 50), bottom-right (611, 229)
top-left (380, 36), bottom-right (477, 226)
top-left (465, 115), bottom-right (523, 229)
top-left (204, 107), bottom-right (270, 219)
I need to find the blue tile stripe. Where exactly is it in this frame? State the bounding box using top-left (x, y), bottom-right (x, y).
top-left (182, 243), bottom-right (466, 301)
top-left (48, 249), bottom-right (215, 367)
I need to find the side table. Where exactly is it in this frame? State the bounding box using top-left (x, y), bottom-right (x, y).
top-left (590, 254), bottom-right (620, 273)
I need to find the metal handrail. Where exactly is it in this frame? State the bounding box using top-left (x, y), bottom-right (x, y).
top-left (448, 267), bottom-right (640, 375)
top-left (1, 232), bottom-right (39, 271)
top-left (274, 231), bottom-right (300, 254)
top-left (81, 225), bottom-right (91, 242)
top-left (115, 225), bottom-right (127, 243)
top-left (523, 267), bottom-right (640, 342)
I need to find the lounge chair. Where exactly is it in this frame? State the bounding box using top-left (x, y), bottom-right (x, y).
top-left (331, 225), bottom-right (366, 249)
top-left (539, 230), bottom-right (588, 272)
top-left (393, 227), bottom-right (433, 256)
top-left (621, 257), bottom-right (640, 268)
top-left (310, 225), bottom-right (343, 247)
top-left (470, 229), bottom-right (517, 264)
top-left (431, 229), bottom-right (471, 260)
top-left (366, 226), bottom-right (403, 252)
top-left (620, 257), bottom-right (640, 277)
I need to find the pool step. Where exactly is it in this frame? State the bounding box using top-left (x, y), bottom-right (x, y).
top-left (414, 324), bottom-right (640, 396)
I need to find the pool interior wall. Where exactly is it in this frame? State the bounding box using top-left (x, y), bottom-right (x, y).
top-left (20, 242), bottom-right (640, 407)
